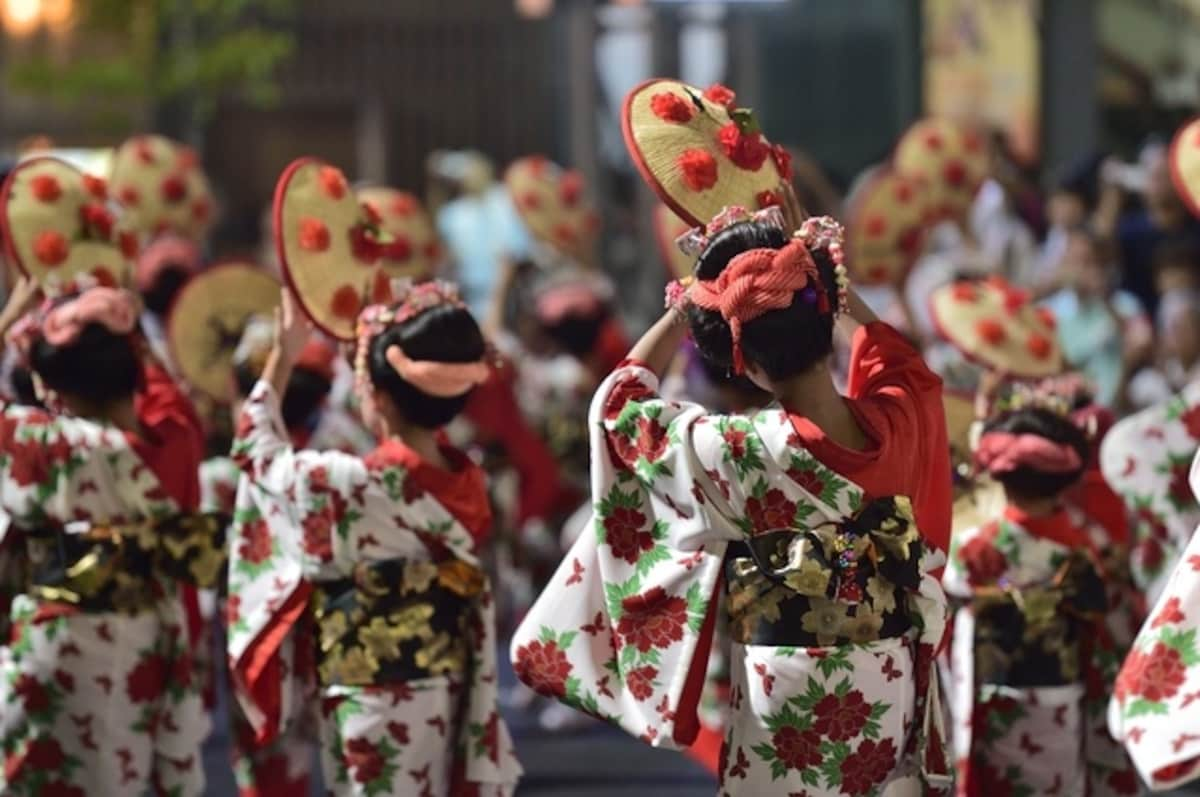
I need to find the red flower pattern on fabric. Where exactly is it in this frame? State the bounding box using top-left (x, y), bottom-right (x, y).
top-left (237, 518), bottom-right (273, 564)
top-left (1170, 460), bottom-right (1193, 506)
top-left (605, 378), bottom-right (654, 421)
top-left (1153, 596), bottom-right (1186, 628)
top-left (958, 533), bottom-right (1007, 585)
top-left (617, 587), bottom-right (688, 653)
top-left (840, 737), bottom-right (897, 794)
top-left (772, 726), bottom-right (821, 770)
top-left (745, 488), bottom-right (797, 534)
top-left (604, 507), bottom-right (655, 565)
top-left (625, 665), bottom-right (657, 701)
top-left (812, 690), bottom-right (872, 742)
top-left (513, 639), bottom-right (573, 698)
top-left (1117, 643), bottom-right (1187, 703)
top-left (788, 467), bottom-right (826, 498)
top-left (125, 653), bottom-right (167, 703)
top-left (13, 675), bottom-right (48, 714)
top-left (344, 737), bottom-right (385, 784)
top-left (635, 416), bottom-right (669, 463)
top-left (1182, 405), bottom-right (1200, 440)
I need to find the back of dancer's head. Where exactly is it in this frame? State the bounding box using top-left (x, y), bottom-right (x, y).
top-left (30, 296), bottom-right (140, 406)
top-left (978, 407), bottom-right (1089, 501)
top-left (688, 221), bottom-right (838, 381)
top-left (367, 303), bottom-right (486, 429)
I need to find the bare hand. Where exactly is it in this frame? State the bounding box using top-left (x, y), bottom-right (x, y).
top-left (1, 277), bottom-right (41, 326)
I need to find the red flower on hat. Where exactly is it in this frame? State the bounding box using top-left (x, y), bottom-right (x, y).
top-left (81, 203), bottom-right (114, 240)
top-left (559, 171), bottom-right (585, 207)
top-left (677, 149), bottom-right (718, 192)
top-left (185, 199), bottom-right (209, 227)
top-left (318, 167), bottom-right (347, 200)
top-left (771, 144), bottom-right (793, 181)
top-left (865, 214), bottom-right (887, 238)
top-left (81, 174), bottom-right (107, 200)
top-left (1035, 306), bottom-right (1056, 330)
top-left (716, 122), bottom-right (769, 171)
top-left (526, 155), bottom-right (549, 176)
top-left (962, 129), bottom-right (984, 153)
top-left (349, 226), bottom-right (382, 264)
top-left (119, 231), bottom-right (139, 259)
top-left (943, 159), bottom-right (968, 188)
top-left (331, 284), bottom-right (362, 320)
top-left (521, 191), bottom-right (541, 211)
top-left (952, 282), bottom-right (977, 303)
top-left (118, 185), bottom-right (140, 206)
top-left (893, 180), bottom-right (914, 202)
top-left (1027, 333), bottom-right (1053, 360)
top-left (704, 83), bottom-right (736, 109)
top-left (176, 147), bottom-right (199, 170)
top-left (33, 231), bottom-right (68, 267)
top-left (382, 235), bottom-right (412, 262)
top-left (868, 264), bottom-right (891, 282)
top-left (161, 175), bottom-right (187, 204)
top-left (650, 92), bottom-right (694, 124)
top-left (361, 201), bottom-right (382, 227)
top-left (371, 271), bottom-right (393, 304)
top-left (30, 175), bottom-right (61, 203)
top-left (755, 190), bottom-right (781, 209)
top-left (899, 225), bottom-right (923, 258)
top-left (298, 217), bottom-right (331, 252)
top-left (923, 130), bottom-right (944, 151)
top-left (1002, 285), bottom-right (1029, 314)
top-left (390, 194), bottom-right (417, 217)
top-left (91, 267), bottom-right (117, 288)
top-left (553, 222), bottom-right (576, 246)
top-left (976, 318), bottom-right (1006, 345)
top-left (134, 138), bottom-right (156, 165)
top-left (424, 240), bottom-right (442, 260)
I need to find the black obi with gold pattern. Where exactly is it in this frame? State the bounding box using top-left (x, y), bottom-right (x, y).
top-left (723, 496), bottom-right (925, 648)
top-left (311, 557), bottom-right (485, 687)
top-left (23, 513), bottom-right (228, 614)
top-left (969, 552), bottom-right (1108, 687)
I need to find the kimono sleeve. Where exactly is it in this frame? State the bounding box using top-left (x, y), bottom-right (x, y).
top-left (227, 379), bottom-right (369, 743)
top-left (511, 363), bottom-right (735, 751)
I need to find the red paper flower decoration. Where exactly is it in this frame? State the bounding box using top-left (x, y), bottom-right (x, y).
top-left (893, 180), bottom-right (914, 203)
top-left (923, 131), bottom-right (943, 151)
top-left (1002, 286), bottom-right (1029, 314)
top-left (559, 171), bottom-right (585, 207)
top-left (864, 215), bottom-right (887, 238)
top-left (650, 92), bottom-right (695, 124)
top-left (704, 83), bottom-right (736, 109)
top-left (176, 148), bottom-right (199, 170)
top-left (119, 231), bottom-right (139, 259)
top-left (976, 318), bottom-right (1006, 345)
top-left (318, 167), bottom-right (348, 200)
top-left (371, 271), bottom-right (393, 304)
top-left (899, 227), bottom-right (923, 258)
top-left (526, 156), bottom-right (549, 177)
top-left (716, 123), bottom-right (769, 172)
top-left (330, 284), bottom-right (362, 320)
top-left (382, 235), bottom-right (412, 262)
top-left (522, 191), bottom-right (541, 211)
top-left (391, 195), bottom-right (417, 217)
top-left (161, 175), bottom-right (188, 204)
top-left (868, 265), bottom-right (890, 282)
top-left (191, 198), bottom-right (211, 223)
top-left (118, 186), bottom-right (141, 207)
top-left (92, 266), bottom-right (117, 288)
top-left (951, 283), bottom-right (977, 303)
top-left (756, 190), bottom-right (781, 209)
top-left (298, 217), bottom-right (331, 252)
top-left (1035, 306), bottom-right (1057, 330)
top-left (349, 226), bottom-right (382, 264)
top-left (33, 231), bottom-right (68, 267)
top-left (943, 160), bottom-right (967, 188)
top-left (554, 222), bottom-right (576, 246)
top-left (677, 149), bottom-right (718, 192)
top-left (962, 129), bottom-right (983, 153)
top-left (1027, 333), bottom-right (1053, 360)
top-left (361, 201), bottom-right (383, 227)
top-left (134, 138), bottom-right (156, 165)
top-left (30, 175), bottom-right (62, 203)
top-left (771, 145), bottom-right (793, 182)
top-left (81, 203), bottom-right (114, 240)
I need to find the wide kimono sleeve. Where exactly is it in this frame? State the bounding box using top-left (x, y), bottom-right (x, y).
top-left (511, 360), bottom-right (742, 749)
top-left (1108, 449), bottom-right (1200, 791)
top-left (848, 322), bottom-right (951, 555)
top-left (227, 379), bottom-right (370, 744)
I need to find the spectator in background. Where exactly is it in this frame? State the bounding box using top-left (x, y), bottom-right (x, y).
top-left (1096, 140), bottom-right (1200, 318)
top-left (1128, 288), bottom-right (1200, 408)
top-left (1035, 155), bottom-right (1103, 295)
top-left (1042, 228), bottom-right (1151, 408)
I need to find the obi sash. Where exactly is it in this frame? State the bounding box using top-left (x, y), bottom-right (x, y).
top-left (23, 513), bottom-right (228, 613)
top-left (723, 495), bottom-right (952, 793)
top-left (969, 551), bottom-right (1108, 687)
top-left (311, 557), bottom-right (486, 687)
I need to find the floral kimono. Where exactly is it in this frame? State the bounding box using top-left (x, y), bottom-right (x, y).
top-left (226, 381), bottom-right (522, 797)
top-left (1108, 448), bottom-right (1200, 791)
top-left (512, 322), bottom-right (953, 796)
top-left (1100, 382), bottom-right (1200, 603)
top-left (943, 505), bottom-right (1139, 796)
top-left (0, 365), bottom-right (218, 797)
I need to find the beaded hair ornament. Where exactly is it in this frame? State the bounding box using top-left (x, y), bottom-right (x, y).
top-left (665, 206), bottom-right (850, 373)
top-left (354, 280), bottom-right (489, 399)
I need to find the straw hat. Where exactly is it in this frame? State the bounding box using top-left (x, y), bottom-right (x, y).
top-left (652, 203), bottom-right (695, 280)
top-left (356, 186), bottom-right (442, 281)
top-left (167, 261), bottom-right (280, 402)
top-left (622, 79), bottom-right (791, 227)
top-left (0, 156), bottom-right (136, 295)
top-left (110, 134), bottom-right (215, 242)
top-left (943, 390), bottom-right (976, 469)
top-left (844, 168), bottom-right (929, 286)
top-left (892, 118), bottom-right (987, 224)
top-left (929, 276), bottom-right (1063, 379)
top-left (273, 157), bottom-right (395, 341)
top-left (505, 155), bottom-right (600, 264)
top-left (1169, 117), bottom-right (1200, 218)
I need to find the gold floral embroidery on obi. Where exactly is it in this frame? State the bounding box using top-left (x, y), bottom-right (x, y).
top-left (313, 558), bottom-right (483, 687)
top-left (724, 496), bottom-right (924, 647)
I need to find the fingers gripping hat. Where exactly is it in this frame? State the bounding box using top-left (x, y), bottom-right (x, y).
top-left (110, 134), bottom-right (215, 242)
top-left (0, 156), bottom-right (136, 296)
top-left (930, 276), bottom-right (1063, 379)
top-left (166, 261), bottom-right (281, 402)
top-left (622, 79), bottom-right (793, 227)
top-left (273, 157), bottom-right (399, 341)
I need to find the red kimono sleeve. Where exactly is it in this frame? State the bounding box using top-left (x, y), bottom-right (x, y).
top-left (846, 322), bottom-right (952, 555)
top-left (130, 363), bottom-right (204, 510)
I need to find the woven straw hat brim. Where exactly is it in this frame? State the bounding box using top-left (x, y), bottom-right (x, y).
top-left (622, 78), bottom-right (786, 228)
top-left (893, 118), bottom-right (987, 225)
top-left (929, 278), bottom-right (1063, 379)
top-left (110, 134), bottom-right (214, 242)
top-left (1, 156), bottom-right (133, 294)
top-left (504, 155), bottom-right (599, 264)
top-left (844, 168), bottom-right (929, 287)
top-left (356, 186), bottom-right (441, 280)
top-left (167, 261), bottom-right (279, 401)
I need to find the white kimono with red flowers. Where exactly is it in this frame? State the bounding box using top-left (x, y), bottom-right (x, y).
top-left (226, 381), bottom-right (521, 797)
top-left (511, 331), bottom-right (951, 797)
top-left (1100, 382), bottom-right (1200, 603)
top-left (0, 404), bottom-right (209, 797)
top-left (1109, 449), bottom-right (1200, 791)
